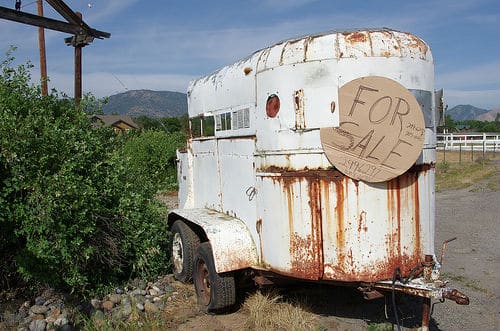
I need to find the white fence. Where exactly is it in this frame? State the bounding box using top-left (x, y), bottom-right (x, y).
top-left (437, 133), bottom-right (500, 153)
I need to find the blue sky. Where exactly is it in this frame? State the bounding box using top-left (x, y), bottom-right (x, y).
top-left (1, 0), bottom-right (499, 110)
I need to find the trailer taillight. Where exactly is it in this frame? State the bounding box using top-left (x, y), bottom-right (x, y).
top-left (266, 94), bottom-right (280, 118)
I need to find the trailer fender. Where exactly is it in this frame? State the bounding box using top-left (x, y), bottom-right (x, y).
top-left (168, 208), bottom-right (259, 274)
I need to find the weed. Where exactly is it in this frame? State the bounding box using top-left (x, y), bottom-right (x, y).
top-left (243, 290), bottom-right (318, 330)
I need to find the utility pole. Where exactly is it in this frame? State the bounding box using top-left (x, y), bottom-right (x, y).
top-left (37, 0), bottom-right (48, 96)
top-left (0, 1), bottom-right (110, 108)
top-left (74, 12), bottom-right (82, 106)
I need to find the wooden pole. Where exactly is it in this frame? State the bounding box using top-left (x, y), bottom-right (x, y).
top-left (74, 12), bottom-right (82, 106)
top-left (37, 0), bottom-right (48, 96)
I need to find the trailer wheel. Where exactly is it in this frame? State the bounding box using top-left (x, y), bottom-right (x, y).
top-left (170, 220), bottom-right (200, 282)
top-left (193, 242), bottom-right (236, 313)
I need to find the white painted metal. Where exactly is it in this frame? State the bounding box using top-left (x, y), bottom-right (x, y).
top-left (174, 28), bottom-right (438, 283)
top-left (169, 208), bottom-right (259, 273)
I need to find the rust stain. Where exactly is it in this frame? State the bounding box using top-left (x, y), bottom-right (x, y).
top-left (358, 211), bottom-right (368, 232)
top-left (221, 254), bottom-right (255, 272)
top-left (344, 31), bottom-right (367, 43)
top-left (308, 179), bottom-right (324, 278)
top-left (324, 251), bottom-right (422, 281)
top-left (382, 51), bottom-right (392, 58)
top-left (286, 182), bottom-right (294, 235)
top-left (413, 173), bottom-right (421, 259)
top-left (265, 169), bottom-right (345, 280)
top-left (263, 166), bottom-right (428, 283)
top-left (289, 233), bottom-right (322, 280)
top-left (256, 218), bottom-right (263, 263)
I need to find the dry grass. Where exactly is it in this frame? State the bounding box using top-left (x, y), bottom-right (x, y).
top-left (436, 151), bottom-right (499, 191)
top-left (242, 290), bottom-right (319, 331)
top-left (437, 150), bottom-right (500, 163)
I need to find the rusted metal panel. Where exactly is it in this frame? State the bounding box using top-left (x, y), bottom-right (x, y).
top-left (255, 166), bottom-right (427, 282)
top-left (170, 208), bottom-right (259, 273)
top-left (369, 30), bottom-right (402, 58)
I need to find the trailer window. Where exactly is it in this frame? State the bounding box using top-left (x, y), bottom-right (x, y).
top-left (216, 112), bottom-right (232, 131)
top-left (216, 108), bottom-right (249, 132)
top-left (191, 115), bottom-right (215, 138)
top-left (232, 108), bottom-right (250, 129)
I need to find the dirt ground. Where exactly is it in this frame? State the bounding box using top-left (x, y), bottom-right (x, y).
top-left (165, 168), bottom-right (500, 331)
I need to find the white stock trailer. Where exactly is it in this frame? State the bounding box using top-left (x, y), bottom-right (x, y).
top-left (167, 28), bottom-right (469, 329)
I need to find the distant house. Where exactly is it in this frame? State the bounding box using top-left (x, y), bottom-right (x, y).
top-left (455, 124), bottom-right (471, 132)
top-left (89, 115), bottom-right (139, 133)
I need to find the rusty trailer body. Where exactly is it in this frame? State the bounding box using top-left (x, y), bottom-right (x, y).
top-left (168, 28), bottom-right (468, 323)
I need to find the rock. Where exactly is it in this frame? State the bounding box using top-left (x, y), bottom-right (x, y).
top-left (45, 308), bottom-right (60, 324)
top-left (91, 310), bottom-right (105, 328)
top-left (90, 299), bottom-right (101, 309)
top-left (112, 303), bottom-right (132, 321)
top-left (148, 289), bottom-right (158, 296)
top-left (101, 300), bottom-right (114, 311)
top-left (144, 301), bottom-right (159, 314)
top-left (121, 296), bottom-right (131, 305)
top-left (34, 297), bottom-right (46, 306)
top-left (43, 298), bottom-right (54, 306)
top-left (17, 327), bottom-right (29, 331)
top-left (60, 324), bottom-right (73, 331)
top-left (54, 316), bottom-right (68, 327)
top-left (30, 305), bottom-right (49, 315)
top-left (29, 319), bottom-right (46, 331)
top-left (32, 314), bottom-right (45, 321)
top-left (136, 302), bottom-right (145, 311)
top-left (138, 280), bottom-right (147, 290)
top-left (109, 294), bottom-right (121, 304)
top-left (115, 287), bottom-right (124, 294)
top-left (16, 309), bottom-right (28, 321)
top-left (121, 303), bottom-right (132, 318)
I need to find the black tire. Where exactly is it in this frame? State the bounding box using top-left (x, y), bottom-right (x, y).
top-left (170, 220), bottom-right (200, 282)
top-left (193, 242), bottom-right (236, 313)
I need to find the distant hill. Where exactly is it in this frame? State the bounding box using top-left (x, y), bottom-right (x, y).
top-left (102, 90), bottom-right (187, 118)
top-left (475, 109), bottom-right (500, 121)
top-left (447, 105), bottom-right (489, 121)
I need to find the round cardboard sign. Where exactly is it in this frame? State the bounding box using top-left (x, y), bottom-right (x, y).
top-left (320, 76), bottom-right (425, 182)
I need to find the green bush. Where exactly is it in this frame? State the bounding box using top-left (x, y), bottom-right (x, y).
top-left (116, 130), bottom-right (185, 194)
top-left (0, 50), bottom-right (172, 295)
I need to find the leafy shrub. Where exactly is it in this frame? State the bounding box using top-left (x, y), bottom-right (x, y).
top-left (0, 50), bottom-right (172, 295)
top-left (116, 129), bottom-right (185, 194)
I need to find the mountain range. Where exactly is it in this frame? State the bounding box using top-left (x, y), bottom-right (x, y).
top-left (102, 90), bottom-right (498, 122)
top-left (102, 90), bottom-right (187, 118)
top-left (446, 105), bottom-right (499, 121)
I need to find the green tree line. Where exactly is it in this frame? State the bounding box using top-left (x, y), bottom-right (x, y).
top-left (442, 114), bottom-right (500, 132)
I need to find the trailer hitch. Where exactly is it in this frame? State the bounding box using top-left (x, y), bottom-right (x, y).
top-left (442, 288), bottom-right (469, 305)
